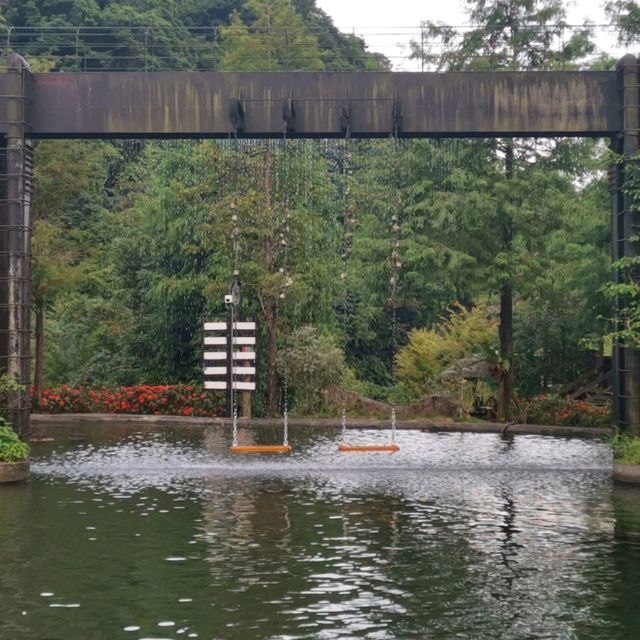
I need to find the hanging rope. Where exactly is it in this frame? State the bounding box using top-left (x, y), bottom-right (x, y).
top-left (389, 138), bottom-right (404, 444)
top-left (229, 148), bottom-right (242, 449)
top-left (230, 292), bottom-right (238, 448)
top-left (224, 132), bottom-right (244, 449)
top-left (340, 137), bottom-right (354, 444)
top-left (279, 135), bottom-right (293, 448)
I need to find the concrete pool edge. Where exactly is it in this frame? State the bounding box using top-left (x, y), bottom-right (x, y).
top-left (0, 461), bottom-right (30, 484)
top-left (30, 413), bottom-right (612, 439)
top-left (613, 463), bottom-right (640, 484)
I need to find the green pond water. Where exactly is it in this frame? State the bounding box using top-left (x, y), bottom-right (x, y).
top-left (1, 425), bottom-right (640, 640)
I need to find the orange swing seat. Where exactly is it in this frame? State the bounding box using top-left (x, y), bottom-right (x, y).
top-left (338, 444), bottom-right (400, 453)
top-left (230, 444), bottom-right (292, 454)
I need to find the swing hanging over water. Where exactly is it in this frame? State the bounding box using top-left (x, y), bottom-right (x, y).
top-left (337, 138), bottom-right (401, 454)
top-left (225, 141), bottom-right (292, 454)
top-left (224, 279), bottom-right (292, 455)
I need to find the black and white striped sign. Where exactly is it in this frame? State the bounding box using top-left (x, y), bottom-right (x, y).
top-left (203, 321), bottom-right (256, 391)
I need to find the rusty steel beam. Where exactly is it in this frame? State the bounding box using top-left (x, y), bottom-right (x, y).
top-left (0, 61), bottom-right (32, 435)
top-left (0, 70), bottom-right (620, 139)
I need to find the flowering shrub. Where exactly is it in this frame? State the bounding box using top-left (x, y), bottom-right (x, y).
top-left (32, 384), bottom-right (225, 418)
top-left (516, 394), bottom-right (611, 428)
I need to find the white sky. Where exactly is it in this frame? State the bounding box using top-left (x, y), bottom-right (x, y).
top-left (316, 0), bottom-right (624, 70)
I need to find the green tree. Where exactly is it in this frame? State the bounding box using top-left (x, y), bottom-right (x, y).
top-left (279, 325), bottom-right (346, 415)
top-left (201, 141), bottom-right (340, 415)
top-left (292, 0), bottom-right (389, 70)
top-left (4, 1), bottom-right (378, 71)
top-left (606, 1), bottom-right (640, 44)
top-left (396, 304), bottom-right (498, 399)
top-left (31, 220), bottom-right (79, 399)
top-left (101, 140), bottom-right (339, 414)
top-left (31, 140), bottom-right (118, 394)
top-left (408, 0), bottom-right (596, 420)
top-left (220, 0), bottom-right (324, 70)
top-left (412, 0), bottom-right (594, 71)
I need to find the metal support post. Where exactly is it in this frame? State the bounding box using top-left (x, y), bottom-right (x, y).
top-left (612, 54), bottom-right (640, 433)
top-left (0, 56), bottom-right (32, 435)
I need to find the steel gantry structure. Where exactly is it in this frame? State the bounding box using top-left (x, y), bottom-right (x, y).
top-left (0, 55), bottom-right (638, 433)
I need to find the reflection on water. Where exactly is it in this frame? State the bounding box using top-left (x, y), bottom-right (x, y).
top-left (1, 426), bottom-right (639, 639)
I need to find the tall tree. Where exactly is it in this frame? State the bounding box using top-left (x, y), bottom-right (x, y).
top-left (409, 0), bottom-right (595, 420)
top-left (606, 1), bottom-right (640, 44)
top-left (220, 0), bottom-right (324, 71)
top-left (31, 221), bottom-right (78, 399)
top-left (31, 140), bottom-right (117, 396)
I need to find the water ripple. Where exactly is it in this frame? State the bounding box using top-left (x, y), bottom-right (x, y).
top-left (2, 428), bottom-right (638, 640)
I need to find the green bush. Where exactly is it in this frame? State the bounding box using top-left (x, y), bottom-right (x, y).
top-left (610, 432), bottom-right (640, 464)
top-left (395, 304), bottom-right (498, 400)
top-left (0, 419), bottom-right (29, 463)
top-left (279, 326), bottom-right (346, 415)
top-left (345, 372), bottom-right (414, 405)
top-left (0, 373), bottom-right (24, 415)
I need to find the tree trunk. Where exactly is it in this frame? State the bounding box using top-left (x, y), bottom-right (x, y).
top-left (265, 295), bottom-right (278, 417)
top-left (34, 301), bottom-right (44, 402)
top-left (262, 151), bottom-right (279, 418)
top-left (498, 280), bottom-right (513, 421)
top-left (241, 391), bottom-right (252, 418)
top-left (498, 143), bottom-right (514, 422)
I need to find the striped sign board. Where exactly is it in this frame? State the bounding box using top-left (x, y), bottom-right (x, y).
top-left (203, 320), bottom-right (256, 392)
top-left (204, 336), bottom-right (256, 346)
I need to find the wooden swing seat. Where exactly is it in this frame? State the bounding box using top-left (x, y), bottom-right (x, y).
top-left (338, 444), bottom-right (400, 453)
top-left (230, 444), bottom-right (292, 454)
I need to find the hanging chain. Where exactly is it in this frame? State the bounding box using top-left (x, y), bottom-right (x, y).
top-left (279, 136), bottom-right (292, 447)
top-left (230, 299), bottom-right (238, 447)
top-left (230, 140), bottom-right (241, 448)
top-left (389, 139), bottom-right (403, 444)
top-left (340, 138), bottom-right (354, 443)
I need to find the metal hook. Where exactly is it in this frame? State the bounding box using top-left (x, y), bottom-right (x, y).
top-left (392, 96), bottom-right (403, 139)
top-left (341, 100), bottom-right (352, 139)
top-left (228, 96), bottom-right (245, 135)
top-left (282, 97), bottom-right (296, 134)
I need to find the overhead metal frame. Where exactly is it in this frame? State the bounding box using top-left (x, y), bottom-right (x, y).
top-left (0, 57), bottom-right (638, 433)
top-left (0, 69), bottom-right (620, 139)
top-left (611, 55), bottom-right (640, 433)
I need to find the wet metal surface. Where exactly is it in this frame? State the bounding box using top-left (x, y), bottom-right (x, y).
top-left (1, 426), bottom-right (639, 639)
top-left (0, 71), bottom-right (620, 138)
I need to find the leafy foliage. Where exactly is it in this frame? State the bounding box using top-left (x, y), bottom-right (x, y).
top-left (603, 155), bottom-right (640, 350)
top-left (395, 304), bottom-right (498, 399)
top-left (411, 0), bottom-right (595, 71)
top-left (14, 0), bottom-right (620, 423)
top-left (610, 430), bottom-right (640, 463)
top-left (0, 375), bottom-right (27, 426)
top-left (220, 0), bottom-right (324, 70)
top-left (606, 1), bottom-right (640, 45)
top-left (4, 0), bottom-right (379, 71)
top-left (279, 325), bottom-right (346, 415)
top-left (0, 419), bottom-right (29, 463)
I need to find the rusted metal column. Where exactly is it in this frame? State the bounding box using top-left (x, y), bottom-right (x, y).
top-left (612, 54), bottom-right (640, 433)
top-left (0, 57), bottom-right (32, 435)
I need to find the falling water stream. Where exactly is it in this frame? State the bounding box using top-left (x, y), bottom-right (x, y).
top-left (1, 425), bottom-right (639, 639)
